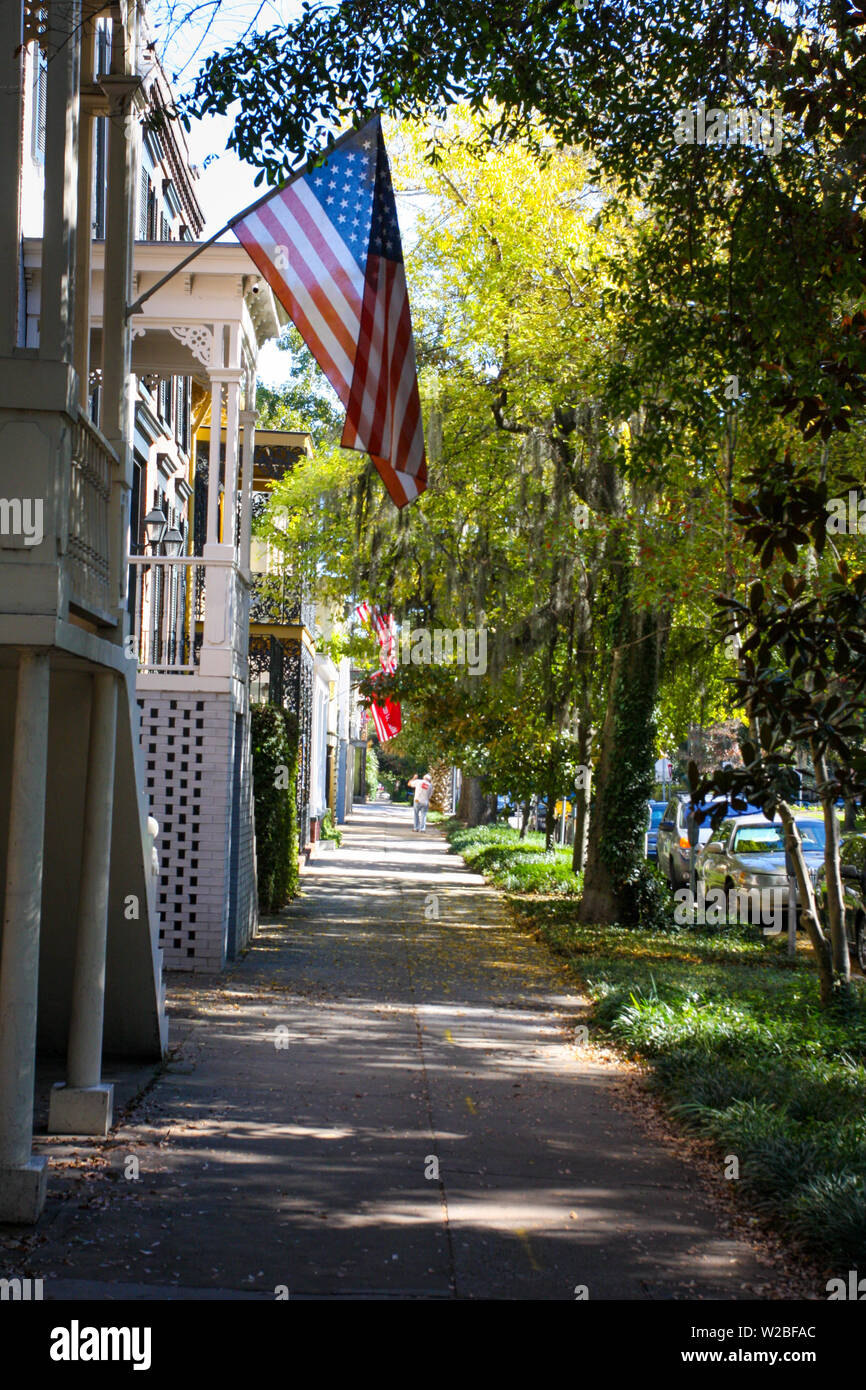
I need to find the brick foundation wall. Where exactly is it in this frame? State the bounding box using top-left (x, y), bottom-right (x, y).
top-left (137, 690), bottom-right (258, 971)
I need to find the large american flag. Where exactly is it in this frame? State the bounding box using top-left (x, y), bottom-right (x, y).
top-left (232, 116), bottom-right (426, 508)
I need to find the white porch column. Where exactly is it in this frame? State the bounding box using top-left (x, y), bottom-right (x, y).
top-left (74, 10), bottom-right (96, 410)
top-left (40, 0), bottom-right (80, 364)
top-left (0, 650), bottom-right (50, 1223)
top-left (223, 354), bottom-right (241, 548)
top-left (100, 5), bottom-right (142, 615)
top-left (0, 2), bottom-right (24, 354)
top-left (239, 402), bottom-right (256, 574)
top-left (206, 374), bottom-right (223, 545)
top-left (49, 671), bottom-right (118, 1136)
top-left (201, 324), bottom-right (243, 677)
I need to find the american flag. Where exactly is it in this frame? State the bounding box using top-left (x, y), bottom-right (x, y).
top-left (368, 673), bottom-right (402, 741)
top-left (232, 116), bottom-right (426, 508)
top-left (355, 601), bottom-right (401, 736)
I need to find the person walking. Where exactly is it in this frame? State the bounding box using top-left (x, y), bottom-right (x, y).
top-left (408, 771), bottom-right (433, 831)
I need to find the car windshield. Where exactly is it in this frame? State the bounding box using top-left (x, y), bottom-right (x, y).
top-left (732, 821), bottom-right (826, 854)
top-left (796, 820), bottom-right (826, 850)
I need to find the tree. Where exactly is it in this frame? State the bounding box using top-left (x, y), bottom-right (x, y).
top-left (256, 328), bottom-right (343, 448)
top-left (696, 450), bottom-right (866, 1005)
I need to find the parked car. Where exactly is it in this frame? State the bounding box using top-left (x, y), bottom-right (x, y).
top-left (646, 800), bottom-right (667, 861)
top-left (656, 793), bottom-right (758, 888)
top-left (817, 832), bottom-right (866, 971)
top-left (698, 813), bottom-right (826, 909)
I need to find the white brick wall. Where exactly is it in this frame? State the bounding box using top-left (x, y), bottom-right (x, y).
top-left (137, 691), bottom-right (258, 971)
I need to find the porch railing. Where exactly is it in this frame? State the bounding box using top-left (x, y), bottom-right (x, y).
top-left (67, 412), bottom-right (114, 618)
top-left (129, 555), bottom-right (206, 673)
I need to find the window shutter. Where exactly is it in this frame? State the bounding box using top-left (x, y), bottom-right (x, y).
top-left (32, 49), bottom-right (47, 163)
top-left (137, 169), bottom-right (149, 239)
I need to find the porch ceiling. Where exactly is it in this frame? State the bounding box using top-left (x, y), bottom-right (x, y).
top-left (24, 238), bottom-right (288, 377)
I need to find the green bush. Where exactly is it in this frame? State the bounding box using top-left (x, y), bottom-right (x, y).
top-left (251, 704), bottom-right (299, 912)
top-left (321, 808), bottom-right (342, 845)
top-left (364, 745), bottom-right (379, 800)
top-left (448, 823), bottom-right (582, 896)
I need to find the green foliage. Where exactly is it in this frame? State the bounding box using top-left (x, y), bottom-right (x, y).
top-left (251, 704), bottom-right (300, 911)
top-left (364, 745), bottom-right (379, 801)
top-left (449, 823), bottom-right (582, 896)
top-left (256, 328), bottom-right (343, 449)
top-left (320, 808), bottom-right (342, 845)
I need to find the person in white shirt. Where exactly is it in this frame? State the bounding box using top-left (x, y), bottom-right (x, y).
top-left (408, 771), bottom-right (433, 831)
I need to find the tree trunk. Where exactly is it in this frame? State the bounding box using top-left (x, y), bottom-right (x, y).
top-left (520, 798), bottom-right (531, 839)
top-left (811, 744), bottom-right (850, 996)
top-left (457, 772), bottom-right (485, 826)
top-left (777, 799), bottom-right (836, 1005)
top-left (571, 717), bottom-right (591, 874)
top-left (428, 760), bottom-right (451, 813)
top-left (544, 769), bottom-right (557, 851)
top-left (578, 598), bottom-right (665, 925)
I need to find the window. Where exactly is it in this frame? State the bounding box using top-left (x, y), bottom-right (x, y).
top-left (158, 377), bottom-right (171, 425)
top-left (732, 825), bottom-right (784, 855)
top-left (147, 183), bottom-right (158, 241)
top-left (92, 114), bottom-right (107, 237)
top-left (795, 820), bottom-right (826, 851)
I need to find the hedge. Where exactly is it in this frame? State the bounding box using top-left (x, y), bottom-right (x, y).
top-left (251, 703), bottom-right (300, 912)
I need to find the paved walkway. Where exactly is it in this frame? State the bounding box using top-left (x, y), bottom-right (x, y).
top-left (18, 803), bottom-right (774, 1299)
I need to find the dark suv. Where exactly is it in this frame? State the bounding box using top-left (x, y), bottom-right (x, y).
top-left (817, 833), bottom-right (866, 971)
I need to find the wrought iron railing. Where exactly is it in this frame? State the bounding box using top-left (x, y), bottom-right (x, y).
top-left (129, 556), bottom-right (205, 672)
top-left (249, 570), bottom-right (315, 629)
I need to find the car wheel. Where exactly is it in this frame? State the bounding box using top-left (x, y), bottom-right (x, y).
top-left (857, 918), bottom-right (866, 974)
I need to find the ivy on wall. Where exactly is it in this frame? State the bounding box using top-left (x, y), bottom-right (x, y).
top-left (251, 704), bottom-right (300, 911)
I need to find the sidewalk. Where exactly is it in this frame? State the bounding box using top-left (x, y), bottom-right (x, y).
top-left (8, 804), bottom-right (778, 1299)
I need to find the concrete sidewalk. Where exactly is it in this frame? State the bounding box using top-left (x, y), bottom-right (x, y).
top-left (9, 803), bottom-right (777, 1299)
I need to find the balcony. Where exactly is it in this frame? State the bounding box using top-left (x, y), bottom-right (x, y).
top-left (67, 412), bottom-right (114, 622)
top-left (129, 555), bottom-right (205, 673)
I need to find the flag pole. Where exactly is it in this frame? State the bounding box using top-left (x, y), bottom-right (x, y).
top-left (124, 114), bottom-right (381, 320)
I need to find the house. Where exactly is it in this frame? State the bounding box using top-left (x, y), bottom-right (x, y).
top-left (0, 0), bottom-right (284, 1221)
top-left (0, 0), bottom-right (165, 1222)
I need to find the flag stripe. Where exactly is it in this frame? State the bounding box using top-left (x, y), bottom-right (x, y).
top-left (254, 204), bottom-right (360, 379)
top-left (261, 187), bottom-right (363, 349)
top-left (235, 217), bottom-right (355, 403)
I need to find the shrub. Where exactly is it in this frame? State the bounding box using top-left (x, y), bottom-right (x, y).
top-left (251, 704), bottom-right (299, 912)
top-left (448, 823), bottom-right (582, 896)
top-left (364, 745), bottom-right (379, 800)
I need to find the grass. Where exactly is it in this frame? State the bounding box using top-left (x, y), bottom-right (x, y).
top-left (447, 822), bottom-right (582, 896)
top-left (447, 820), bottom-right (866, 1270)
